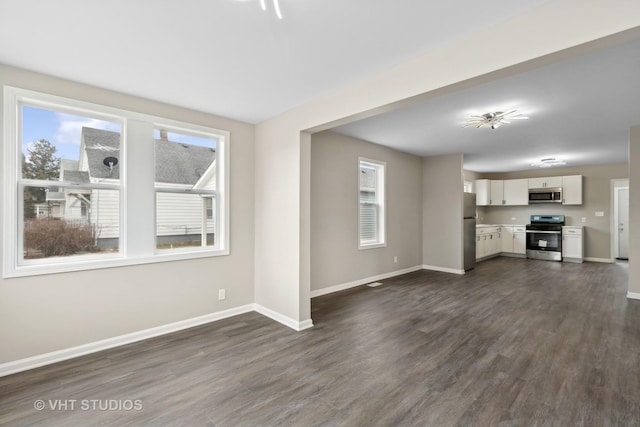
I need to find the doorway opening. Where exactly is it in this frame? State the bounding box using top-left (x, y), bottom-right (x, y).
top-left (612, 179), bottom-right (629, 260)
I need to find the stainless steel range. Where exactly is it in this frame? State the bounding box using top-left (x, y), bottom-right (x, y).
top-left (526, 215), bottom-right (565, 261)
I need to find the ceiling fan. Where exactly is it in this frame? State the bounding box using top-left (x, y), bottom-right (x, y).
top-left (463, 109), bottom-right (528, 129)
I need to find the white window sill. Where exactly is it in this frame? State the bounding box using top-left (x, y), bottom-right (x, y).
top-left (4, 248), bottom-right (230, 278)
top-left (359, 242), bottom-right (387, 250)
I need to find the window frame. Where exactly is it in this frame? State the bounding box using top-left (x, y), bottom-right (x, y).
top-left (152, 123), bottom-right (221, 253)
top-left (358, 157), bottom-right (386, 250)
top-left (3, 86), bottom-right (230, 278)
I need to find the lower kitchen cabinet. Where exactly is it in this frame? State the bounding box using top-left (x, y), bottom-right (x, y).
top-left (477, 225), bottom-right (525, 261)
top-left (500, 226), bottom-right (526, 255)
top-left (476, 226), bottom-right (501, 260)
top-left (562, 226), bottom-right (584, 263)
top-left (513, 226), bottom-right (526, 255)
top-left (501, 226), bottom-right (514, 252)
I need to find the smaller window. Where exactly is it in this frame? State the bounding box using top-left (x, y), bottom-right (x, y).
top-left (359, 158), bottom-right (386, 249)
top-left (154, 127), bottom-right (218, 252)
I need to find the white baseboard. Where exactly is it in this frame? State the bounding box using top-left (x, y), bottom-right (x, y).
top-left (584, 257), bottom-right (615, 263)
top-left (422, 264), bottom-right (466, 275)
top-left (253, 304), bottom-right (314, 331)
top-left (627, 291), bottom-right (640, 300)
top-left (0, 304), bottom-right (255, 378)
top-left (310, 265), bottom-right (423, 298)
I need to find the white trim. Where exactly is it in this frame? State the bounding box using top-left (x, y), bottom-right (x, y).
top-left (358, 157), bottom-right (386, 249)
top-left (3, 86), bottom-right (231, 278)
top-left (310, 265), bottom-right (423, 298)
top-left (0, 304), bottom-right (254, 378)
top-left (253, 304), bottom-right (314, 331)
top-left (612, 183), bottom-right (629, 260)
top-left (422, 264), bottom-right (466, 275)
top-left (584, 257), bottom-right (615, 263)
top-left (627, 291), bottom-right (640, 300)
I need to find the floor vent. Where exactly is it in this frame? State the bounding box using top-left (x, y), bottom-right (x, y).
top-left (367, 282), bottom-right (384, 288)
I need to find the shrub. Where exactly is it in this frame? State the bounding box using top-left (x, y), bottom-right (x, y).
top-left (24, 219), bottom-right (100, 258)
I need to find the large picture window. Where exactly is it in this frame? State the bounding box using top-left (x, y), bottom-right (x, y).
top-left (3, 87), bottom-right (230, 277)
top-left (358, 158), bottom-right (386, 249)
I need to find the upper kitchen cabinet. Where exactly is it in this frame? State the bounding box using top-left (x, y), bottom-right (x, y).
top-left (475, 179), bottom-right (504, 206)
top-left (503, 179), bottom-right (528, 205)
top-left (490, 180), bottom-right (504, 206)
top-left (562, 175), bottom-right (583, 205)
top-left (475, 179), bottom-right (528, 206)
top-left (528, 176), bottom-right (563, 189)
top-left (475, 179), bottom-right (490, 206)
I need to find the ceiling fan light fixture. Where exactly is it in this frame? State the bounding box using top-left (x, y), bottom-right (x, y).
top-left (463, 109), bottom-right (528, 129)
top-left (531, 158), bottom-right (566, 168)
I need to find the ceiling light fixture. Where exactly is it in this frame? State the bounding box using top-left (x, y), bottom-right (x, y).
top-left (463, 109), bottom-right (528, 129)
top-left (531, 158), bottom-right (567, 168)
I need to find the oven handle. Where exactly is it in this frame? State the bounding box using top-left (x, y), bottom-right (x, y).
top-left (526, 230), bottom-right (561, 234)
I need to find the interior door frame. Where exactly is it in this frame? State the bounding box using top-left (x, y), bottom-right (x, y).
top-left (611, 178), bottom-right (629, 259)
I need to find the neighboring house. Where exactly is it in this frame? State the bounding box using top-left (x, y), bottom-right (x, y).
top-left (46, 127), bottom-right (217, 248)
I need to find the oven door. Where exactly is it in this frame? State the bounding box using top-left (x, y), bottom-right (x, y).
top-left (526, 229), bottom-right (562, 261)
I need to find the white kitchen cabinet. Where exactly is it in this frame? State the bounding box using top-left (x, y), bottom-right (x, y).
top-left (489, 180), bottom-right (504, 206)
top-left (501, 226), bottom-right (514, 252)
top-left (475, 179), bottom-right (490, 206)
top-left (503, 179), bottom-right (529, 205)
top-left (562, 175), bottom-right (583, 205)
top-left (562, 226), bottom-right (583, 262)
top-left (500, 225), bottom-right (526, 255)
top-left (476, 226), bottom-right (500, 259)
top-left (488, 230), bottom-right (500, 255)
top-left (529, 176), bottom-right (562, 189)
top-left (476, 179), bottom-right (527, 206)
top-left (513, 226), bottom-right (526, 255)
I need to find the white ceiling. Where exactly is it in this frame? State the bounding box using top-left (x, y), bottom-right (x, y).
top-left (333, 36), bottom-right (640, 172)
top-left (0, 0), bottom-right (548, 123)
top-left (0, 1), bottom-right (637, 173)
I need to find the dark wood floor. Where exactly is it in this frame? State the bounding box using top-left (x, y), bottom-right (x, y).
top-left (1, 258), bottom-right (639, 426)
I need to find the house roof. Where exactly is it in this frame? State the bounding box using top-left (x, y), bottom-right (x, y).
top-left (63, 170), bottom-right (90, 184)
top-left (79, 127), bottom-right (216, 185)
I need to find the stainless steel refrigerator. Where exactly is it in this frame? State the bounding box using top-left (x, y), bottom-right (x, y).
top-left (463, 192), bottom-right (476, 271)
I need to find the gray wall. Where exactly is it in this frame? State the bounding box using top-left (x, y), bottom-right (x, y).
top-left (310, 131), bottom-right (423, 291)
top-left (0, 64), bottom-right (256, 364)
top-left (476, 163), bottom-right (627, 260)
top-left (423, 154), bottom-right (464, 271)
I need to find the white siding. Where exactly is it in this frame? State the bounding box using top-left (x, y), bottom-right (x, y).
top-left (90, 189), bottom-right (120, 239)
top-left (156, 192), bottom-right (215, 237)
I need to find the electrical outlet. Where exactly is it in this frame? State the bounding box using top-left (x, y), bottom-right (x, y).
top-left (218, 289), bottom-right (226, 300)
top-left (511, 217), bottom-right (516, 221)
top-left (393, 256), bottom-right (398, 263)
top-left (581, 217), bottom-right (586, 223)
top-left (595, 211), bottom-right (604, 217)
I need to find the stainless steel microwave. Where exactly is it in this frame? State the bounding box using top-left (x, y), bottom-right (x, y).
top-left (528, 187), bottom-right (562, 204)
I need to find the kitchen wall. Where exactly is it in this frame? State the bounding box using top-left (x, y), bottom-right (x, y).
top-left (310, 131), bottom-right (422, 293)
top-left (423, 154), bottom-right (465, 272)
top-left (0, 64), bottom-right (256, 365)
top-left (475, 163), bottom-right (627, 260)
